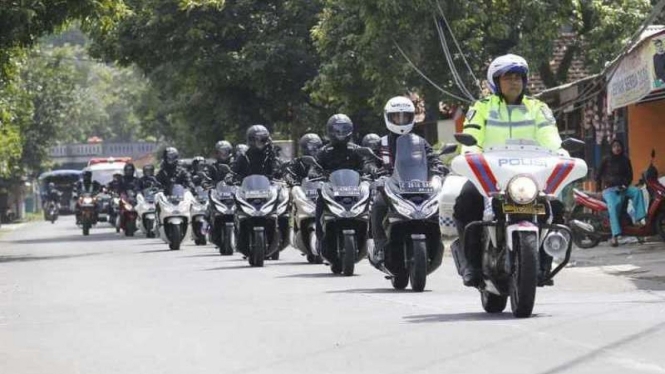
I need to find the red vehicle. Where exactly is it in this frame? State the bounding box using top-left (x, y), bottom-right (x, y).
top-left (570, 150), bottom-right (665, 248)
top-left (119, 190), bottom-right (138, 237)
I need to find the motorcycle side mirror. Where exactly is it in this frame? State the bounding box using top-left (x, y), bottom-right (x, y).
top-left (562, 138), bottom-right (585, 153)
top-left (454, 133), bottom-right (477, 147)
top-left (439, 143), bottom-right (458, 155)
top-left (355, 146), bottom-right (382, 162)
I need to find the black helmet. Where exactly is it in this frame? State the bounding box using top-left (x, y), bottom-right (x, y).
top-left (192, 156), bottom-right (206, 172)
top-left (163, 147), bottom-right (179, 168)
top-left (298, 133), bottom-right (323, 157)
top-left (214, 140), bottom-right (233, 162)
top-left (361, 133), bottom-right (381, 153)
top-left (142, 164), bottom-right (155, 177)
top-left (123, 163), bottom-right (136, 178)
top-left (326, 114), bottom-right (353, 146)
top-left (246, 125), bottom-right (271, 151)
top-left (113, 172), bottom-right (122, 182)
top-left (235, 143), bottom-right (249, 157)
top-left (83, 170), bottom-right (92, 181)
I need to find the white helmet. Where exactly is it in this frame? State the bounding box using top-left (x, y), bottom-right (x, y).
top-left (486, 54), bottom-right (529, 94)
top-left (384, 96), bottom-right (416, 135)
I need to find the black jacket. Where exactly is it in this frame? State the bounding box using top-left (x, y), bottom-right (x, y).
top-left (75, 180), bottom-right (102, 196)
top-left (120, 176), bottom-right (140, 195)
top-left (283, 158), bottom-right (316, 186)
top-left (210, 160), bottom-right (233, 183)
top-left (596, 154), bottom-right (633, 189)
top-left (138, 176), bottom-right (161, 191)
top-left (231, 145), bottom-right (281, 182)
top-left (156, 164), bottom-right (194, 192)
top-left (316, 143), bottom-right (367, 174)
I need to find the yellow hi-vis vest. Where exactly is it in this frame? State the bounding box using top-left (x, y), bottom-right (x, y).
top-left (462, 95), bottom-right (562, 153)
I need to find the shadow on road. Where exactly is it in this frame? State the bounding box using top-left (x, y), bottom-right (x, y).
top-left (9, 232), bottom-right (124, 244)
top-left (265, 261), bottom-right (314, 267)
top-left (0, 252), bottom-right (102, 264)
top-left (180, 253), bottom-right (223, 258)
top-left (327, 288), bottom-right (431, 294)
top-left (140, 249), bottom-right (172, 253)
top-left (403, 312), bottom-right (546, 323)
top-left (277, 272), bottom-right (340, 279)
top-left (204, 264), bottom-right (253, 271)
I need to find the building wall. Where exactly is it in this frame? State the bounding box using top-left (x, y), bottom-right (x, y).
top-left (627, 101), bottom-right (665, 183)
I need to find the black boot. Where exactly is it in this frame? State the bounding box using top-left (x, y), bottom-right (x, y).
top-left (455, 219), bottom-right (482, 287)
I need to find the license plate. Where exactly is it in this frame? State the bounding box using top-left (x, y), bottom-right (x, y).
top-left (502, 203), bottom-right (546, 215)
top-left (245, 190), bottom-right (270, 199)
top-left (332, 186), bottom-right (360, 197)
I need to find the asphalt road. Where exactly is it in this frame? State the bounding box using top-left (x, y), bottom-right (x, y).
top-left (1, 216), bottom-right (665, 374)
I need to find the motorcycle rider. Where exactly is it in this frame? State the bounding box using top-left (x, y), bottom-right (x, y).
top-left (314, 114), bottom-right (371, 251)
top-left (211, 140), bottom-right (234, 183)
top-left (454, 54), bottom-right (565, 287)
top-left (283, 133), bottom-right (323, 186)
top-left (191, 156), bottom-right (214, 189)
top-left (369, 96), bottom-right (444, 264)
top-left (235, 143), bottom-right (249, 159)
top-left (44, 182), bottom-right (62, 210)
top-left (74, 170), bottom-right (102, 223)
top-left (229, 125), bottom-right (282, 182)
top-left (107, 173), bottom-right (124, 194)
top-left (156, 147), bottom-right (195, 193)
top-left (119, 163), bottom-right (140, 195)
top-left (361, 133), bottom-right (382, 168)
top-left (138, 164), bottom-right (160, 190)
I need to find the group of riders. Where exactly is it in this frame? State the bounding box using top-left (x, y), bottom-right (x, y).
top-left (45, 53), bottom-right (576, 288)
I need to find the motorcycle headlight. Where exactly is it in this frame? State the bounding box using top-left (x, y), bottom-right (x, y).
top-left (83, 197), bottom-right (94, 205)
top-left (507, 175), bottom-right (539, 205)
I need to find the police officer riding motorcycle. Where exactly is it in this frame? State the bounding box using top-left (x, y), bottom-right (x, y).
top-left (211, 140), bottom-right (234, 183)
top-left (156, 147), bottom-right (195, 193)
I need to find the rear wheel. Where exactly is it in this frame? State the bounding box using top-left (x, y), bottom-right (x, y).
top-left (250, 229), bottom-right (265, 267)
top-left (342, 234), bottom-right (356, 276)
top-left (409, 240), bottom-right (428, 292)
top-left (481, 291), bottom-right (508, 313)
top-left (169, 225), bottom-right (182, 250)
top-left (510, 232), bottom-right (538, 318)
top-left (570, 213), bottom-right (602, 249)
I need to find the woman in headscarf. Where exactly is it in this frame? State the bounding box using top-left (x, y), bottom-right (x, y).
top-left (596, 139), bottom-right (647, 246)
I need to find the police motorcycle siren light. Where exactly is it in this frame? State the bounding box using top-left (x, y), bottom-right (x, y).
top-left (449, 108), bottom-right (587, 318)
top-left (371, 134), bottom-right (445, 291)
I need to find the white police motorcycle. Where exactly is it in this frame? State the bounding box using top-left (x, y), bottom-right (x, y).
top-left (155, 184), bottom-right (193, 250)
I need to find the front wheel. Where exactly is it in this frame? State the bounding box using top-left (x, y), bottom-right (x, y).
top-left (510, 232), bottom-right (538, 318)
top-left (342, 234), bottom-right (357, 276)
top-left (250, 228), bottom-right (266, 267)
top-left (82, 223), bottom-right (90, 236)
top-left (481, 291), bottom-right (508, 313)
top-left (169, 225), bottom-right (182, 250)
top-left (409, 240), bottom-right (428, 292)
top-left (220, 226), bottom-right (234, 255)
top-left (125, 219), bottom-right (136, 237)
top-left (570, 213), bottom-right (602, 249)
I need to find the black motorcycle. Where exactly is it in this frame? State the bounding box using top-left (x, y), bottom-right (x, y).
top-left (370, 134), bottom-right (449, 291)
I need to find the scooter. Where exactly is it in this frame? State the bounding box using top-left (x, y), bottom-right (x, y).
top-left (208, 181), bottom-right (237, 256)
top-left (234, 175), bottom-right (285, 267)
top-left (191, 186), bottom-right (210, 246)
top-left (446, 128), bottom-right (587, 318)
top-left (136, 187), bottom-right (159, 238)
top-left (369, 134), bottom-right (448, 291)
top-left (78, 192), bottom-right (98, 236)
top-left (119, 190), bottom-right (139, 237)
top-left (570, 149), bottom-right (665, 248)
top-left (302, 155), bottom-right (372, 276)
top-left (155, 184), bottom-right (193, 250)
top-left (290, 178), bottom-right (323, 264)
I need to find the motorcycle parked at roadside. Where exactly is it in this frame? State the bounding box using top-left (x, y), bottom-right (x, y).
top-left (446, 129), bottom-right (587, 318)
top-left (136, 187), bottom-right (159, 238)
top-left (570, 149), bottom-right (665, 248)
top-left (191, 186), bottom-right (210, 246)
top-left (155, 184), bottom-right (193, 250)
top-left (208, 179), bottom-right (237, 256)
top-left (369, 134), bottom-right (449, 291)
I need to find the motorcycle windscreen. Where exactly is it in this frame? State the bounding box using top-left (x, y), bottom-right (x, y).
top-left (393, 134), bottom-right (428, 183)
top-left (241, 175), bottom-right (272, 198)
top-left (329, 169), bottom-right (360, 187)
top-left (482, 103), bottom-right (549, 148)
top-left (195, 186), bottom-right (208, 201)
top-left (170, 184), bottom-right (186, 199)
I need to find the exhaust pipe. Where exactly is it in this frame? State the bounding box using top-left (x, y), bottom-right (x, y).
top-left (570, 219), bottom-right (594, 233)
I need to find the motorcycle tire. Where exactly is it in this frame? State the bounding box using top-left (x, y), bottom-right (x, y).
top-left (481, 291), bottom-right (507, 313)
top-left (570, 213), bottom-right (602, 249)
top-left (82, 223), bottom-right (90, 236)
top-left (125, 220), bottom-right (136, 237)
top-left (306, 254), bottom-right (323, 264)
top-left (220, 227), bottom-right (234, 256)
top-left (391, 271), bottom-right (409, 290)
top-left (169, 226), bottom-right (182, 251)
top-left (342, 234), bottom-right (356, 276)
top-left (250, 229), bottom-right (265, 267)
top-left (656, 210), bottom-right (665, 242)
top-left (510, 231), bottom-right (538, 318)
top-left (330, 260), bottom-right (342, 274)
top-left (410, 240), bottom-right (428, 292)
